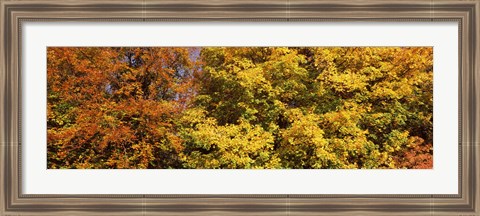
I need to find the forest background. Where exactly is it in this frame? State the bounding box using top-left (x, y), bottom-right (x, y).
top-left (47, 47), bottom-right (433, 169)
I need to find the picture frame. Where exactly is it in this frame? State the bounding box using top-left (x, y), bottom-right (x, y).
top-left (1, 0), bottom-right (478, 215)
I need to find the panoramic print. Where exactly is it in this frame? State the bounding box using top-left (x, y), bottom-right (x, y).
top-left (47, 47), bottom-right (433, 169)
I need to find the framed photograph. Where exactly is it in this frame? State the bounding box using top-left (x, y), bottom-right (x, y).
top-left (1, 0), bottom-right (478, 215)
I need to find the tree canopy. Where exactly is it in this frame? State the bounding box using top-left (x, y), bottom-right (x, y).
top-left (47, 47), bottom-right (433, 169)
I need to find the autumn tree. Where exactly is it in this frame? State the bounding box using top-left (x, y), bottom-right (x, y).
top-left (185, 47), bottom-right (433, 169)
top-left (47, 47), bottom-right (195, 168)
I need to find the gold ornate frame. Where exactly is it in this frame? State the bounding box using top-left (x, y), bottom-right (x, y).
top-left (1, 0), bottom-right (479, 215)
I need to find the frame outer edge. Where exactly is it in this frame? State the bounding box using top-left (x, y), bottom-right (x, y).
top-left (1, 0), bottom-right (479, 215)
top-left (0, 0), bottom-right (5, 214)
top-left (474, 1), bottom-right (480, 214)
